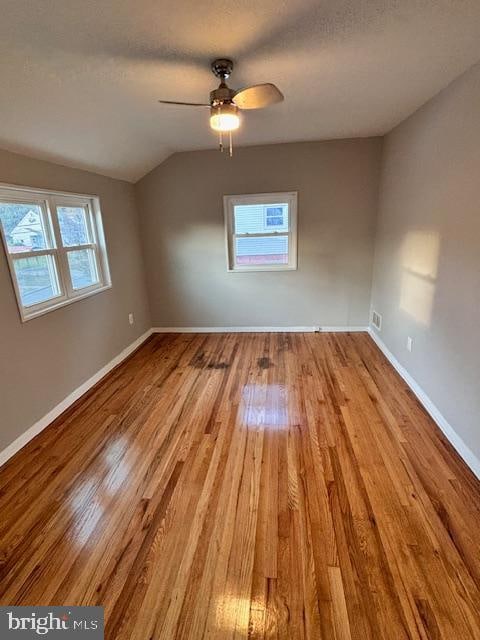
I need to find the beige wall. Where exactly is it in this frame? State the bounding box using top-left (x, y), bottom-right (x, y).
top-left (0, 149), bottom-right (151, 452)
top-left (371, 63), bottom-right (480, 462)
top-left (136, 139), bottom-right (382, 329)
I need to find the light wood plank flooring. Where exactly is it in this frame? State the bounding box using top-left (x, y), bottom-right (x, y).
top-left (0, 332), bottom-right (479, 639)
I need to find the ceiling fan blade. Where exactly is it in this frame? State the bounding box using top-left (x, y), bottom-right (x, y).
top-left (158, 100), bottom-right (210, 107)
top-left (233, 83), bottom-right (284, 109)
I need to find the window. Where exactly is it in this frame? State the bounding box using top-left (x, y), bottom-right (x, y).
top-left (0, 184), bottom-right (111, 321)
top-left (224, 192), bottom-right (297, 271)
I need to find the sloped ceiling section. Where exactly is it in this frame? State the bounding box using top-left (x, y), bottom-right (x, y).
top-left (0, 0), bottom-right (480, 182)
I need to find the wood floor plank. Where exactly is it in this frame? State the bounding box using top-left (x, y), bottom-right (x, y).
top-left (1, 332), bottom-right (479, 639)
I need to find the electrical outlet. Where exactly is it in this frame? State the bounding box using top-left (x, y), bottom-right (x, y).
top-left (407, 336), bottom-right (413, 352)
top-left (128, 313), bottom-right (134, 325)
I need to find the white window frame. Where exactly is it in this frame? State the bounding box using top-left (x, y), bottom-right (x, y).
top-left (0, 183), bottom-right (112, 322)
top-left (224, 192), bottom-right (298, 272)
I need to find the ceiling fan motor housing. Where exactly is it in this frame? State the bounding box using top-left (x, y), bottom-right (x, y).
top-left (210, 58), bottom-right (236, 106)
top-left (210, 85), bottom-right (236, 106)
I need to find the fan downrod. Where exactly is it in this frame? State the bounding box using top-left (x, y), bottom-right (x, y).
top-left (211, 58), bottom-right (234, 81)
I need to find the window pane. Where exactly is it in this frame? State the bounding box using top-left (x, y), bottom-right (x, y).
top-left (67, 249), bottom-right (99, 290)
top-left (13, 255), bottom-right (60, 306)
top-left (235, 235), bottom-right (289, 266)
top-left (0, 203), bottom-right (49, 253)
top-left (234, 203), bottom-right (289, 234)
top-left (57, 206), bottom-right (90, 246)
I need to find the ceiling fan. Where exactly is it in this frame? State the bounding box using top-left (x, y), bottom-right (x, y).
top-left (158, 58), bottom-right (284, 156)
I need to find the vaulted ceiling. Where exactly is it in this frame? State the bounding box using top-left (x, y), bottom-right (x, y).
top-left (1, 0), bottom-right (480, 182)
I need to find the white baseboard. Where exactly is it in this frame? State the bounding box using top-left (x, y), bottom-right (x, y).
top-left (368, 328), bottom-right (480, 480)
top-left (153, 326), bottom-right (318, 333)
top-left (318, 326), bottom-right (368, 333)
top-left (152, 326), bottom-right (369, 333)
top-left (0, 328), bottom-right (153, 469)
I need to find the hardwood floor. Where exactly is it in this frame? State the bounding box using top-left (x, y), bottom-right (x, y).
top-left (0, 332), bottom-right (479, 639)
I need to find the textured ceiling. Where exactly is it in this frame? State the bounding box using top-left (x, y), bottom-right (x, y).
top-left (1, 0), bottom-right (480, 182)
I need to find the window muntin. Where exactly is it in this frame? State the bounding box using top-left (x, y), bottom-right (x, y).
top-left (224, 192), bottom-right (297, 271)
top-left (0, 185), bottom-right (111, 321)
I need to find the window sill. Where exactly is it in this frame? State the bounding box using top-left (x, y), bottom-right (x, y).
top-left (20, 283), bottom-right (112, 322)
top-left (227, 265), bottom-right (297, 273)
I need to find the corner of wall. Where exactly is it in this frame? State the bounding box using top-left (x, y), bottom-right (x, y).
top-left (367, 134), bottom-right (387, 330)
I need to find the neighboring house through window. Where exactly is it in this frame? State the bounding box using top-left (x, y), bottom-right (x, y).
top-left (224, 192), bottom-right (297, 271)
top-left (265, 206), bottom-right (285, 228)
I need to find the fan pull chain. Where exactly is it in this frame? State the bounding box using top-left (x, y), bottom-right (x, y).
top-left (219, 105), bottom-right (223, 152)
top-left (229, 131), bottom-right (233, 157)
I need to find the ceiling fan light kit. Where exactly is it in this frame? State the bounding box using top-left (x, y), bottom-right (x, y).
top-left (158, 58), bottom-right (283, 157)
top-left (209, 103), bottom-right (240, 132)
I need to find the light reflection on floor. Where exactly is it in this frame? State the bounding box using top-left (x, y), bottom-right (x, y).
top-left (69, 478), bottom-right (105, 547)
top-left (214, 593), bottom-right (253, 635)
top-left (103, 437), bottom-right (132, 494)
top-left (239, 383), bottom-right (289, 430)
top-left (69, 437), bottom-right (133, 548)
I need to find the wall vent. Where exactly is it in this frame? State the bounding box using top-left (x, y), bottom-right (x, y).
top-left (372, 310), bottom-right (382, 331)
